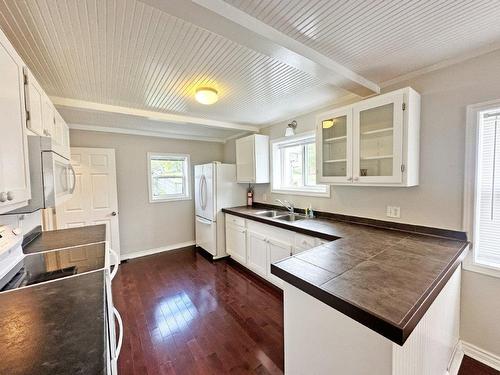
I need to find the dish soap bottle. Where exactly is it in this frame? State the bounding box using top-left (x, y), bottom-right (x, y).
top-left (308, 204), bottom-right (314, 218)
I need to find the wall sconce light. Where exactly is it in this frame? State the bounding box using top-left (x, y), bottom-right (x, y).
top-left (285, 120), bottom-right (297, 137)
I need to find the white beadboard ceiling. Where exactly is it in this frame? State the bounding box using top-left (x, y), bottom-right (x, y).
top-left (223, 0), bottom-right (500, 83)
top-left (1, 0), bottom-right (500, 141)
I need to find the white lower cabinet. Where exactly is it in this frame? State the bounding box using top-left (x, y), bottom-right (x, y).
top-left (267, 238), bottom-right (293, 287)
top-left (225, 221), bottom-right (247, 265)
top-left (246, 229), bottom-right (269, 277)
top-left (225, 214), bottom-right (323, 289)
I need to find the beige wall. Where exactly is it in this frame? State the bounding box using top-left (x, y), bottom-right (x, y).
top-left (223, 49), bottom-right (500, 357)
top-left (70, 130), bottom-right (224, 256)
top-left (461, 271), bottom-right (500, 356)
top-left (246, 50), bottom-right (500, 230)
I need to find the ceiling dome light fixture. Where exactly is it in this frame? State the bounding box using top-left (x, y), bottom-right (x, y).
top-left (195, 87), bottom-right (218, 105)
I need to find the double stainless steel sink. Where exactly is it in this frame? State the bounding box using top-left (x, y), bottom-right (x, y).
top-left (254, 210), bottom-right (307, 222)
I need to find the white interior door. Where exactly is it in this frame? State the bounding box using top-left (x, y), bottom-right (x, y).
top-left (57, 147), bottom-right (121, 259)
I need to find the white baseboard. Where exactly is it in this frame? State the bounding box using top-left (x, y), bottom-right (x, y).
top-left (461, 340), bottom-right (500, 371)
top-left (120, 241), bottom-right (196, 261)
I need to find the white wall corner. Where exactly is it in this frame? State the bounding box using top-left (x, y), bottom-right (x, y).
top-left (120, 241), bottom-right (196, 261)
top-left (447, 341), bottom-right (464, 375)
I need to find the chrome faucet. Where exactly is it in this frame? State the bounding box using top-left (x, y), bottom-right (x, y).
top-left (276, 199), bottom-right (294, 214)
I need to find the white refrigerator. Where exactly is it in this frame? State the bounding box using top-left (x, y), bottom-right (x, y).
top-left (195, 162), bottom-right (246, 258)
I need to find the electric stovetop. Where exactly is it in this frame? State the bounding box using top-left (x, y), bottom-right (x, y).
top-left (1, 242), bottom-right (106, 291)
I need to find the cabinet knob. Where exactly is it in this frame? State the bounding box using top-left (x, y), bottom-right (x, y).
top-left (353, 177), bottom-right (359, 182)
top-left (6, 191), bottom-right (14, 201)
top-left (347, 177), bottom-right (353, 181)
top-left (0, 192), bottom-right (6, 202)
top-left (111, 211), bottom-right (117, 216)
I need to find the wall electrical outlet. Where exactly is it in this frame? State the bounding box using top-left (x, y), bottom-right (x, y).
top-left (386, 206), bottom-right (401, 218)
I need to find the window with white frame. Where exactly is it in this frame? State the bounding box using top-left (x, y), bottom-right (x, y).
top-left (271, 132), bottom-right (329, 196)
top-left (472, 107), bottom-right (500, 269)
top-left (148, 153), bottom-right (191, 202)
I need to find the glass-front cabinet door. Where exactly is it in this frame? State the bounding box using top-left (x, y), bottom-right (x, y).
top-left (353, 91), bottom-right (404, 184)
top-left (316, 107), bottom-right (352, 184)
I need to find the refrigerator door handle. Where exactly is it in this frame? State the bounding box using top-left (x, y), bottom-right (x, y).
top-left (196, 216), bottom-right (212, 225)
top-left (200, 175), bottom-right (207, 210)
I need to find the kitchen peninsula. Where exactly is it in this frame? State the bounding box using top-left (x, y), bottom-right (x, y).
top-left (223, 205), bottom-right (469, 375)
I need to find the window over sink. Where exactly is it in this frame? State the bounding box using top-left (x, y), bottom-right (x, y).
top-left (148, 152), bottom-right (191, 202)
top-left (271, 131), bottom-right (330, 197)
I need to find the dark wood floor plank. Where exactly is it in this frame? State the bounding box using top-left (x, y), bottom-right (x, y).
top-left (113, 247), bottom-right (500, 375)
top-left (459, 356), bottom-right (500, 375)
top-left (113, 247), bottom-right (284, 375)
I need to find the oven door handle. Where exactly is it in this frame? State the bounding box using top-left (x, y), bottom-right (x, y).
top-left (113, 307), bottom-right (123, 360)
top-left (109, 249), bottom-right (119, 281)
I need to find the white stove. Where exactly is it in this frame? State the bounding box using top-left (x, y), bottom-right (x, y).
top-left (0, 225), bottom-right (24, 290)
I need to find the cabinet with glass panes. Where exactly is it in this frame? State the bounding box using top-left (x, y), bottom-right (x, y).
top-left (316, 87), bottom-right (420, 187)
top-left (316, 107), bottom-right (352, 184)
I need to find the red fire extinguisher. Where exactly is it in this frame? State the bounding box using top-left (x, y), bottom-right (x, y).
top-left (247, 185), bottom-right (254, 206)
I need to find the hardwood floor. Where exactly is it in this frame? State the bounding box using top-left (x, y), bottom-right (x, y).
top-left (112, 246), bottom-right (498, 375)
top-left (459, 356), bottom-right (500, 375)
top-left (112, 247), bottom-right (284, 375)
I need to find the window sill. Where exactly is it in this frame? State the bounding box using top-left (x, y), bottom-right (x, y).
top-left (271, 188), bottom-right (331, 198)
top-left (462, 253), bottom-right (500, 279)
top-left (149, 196), bottom-right (192, 203)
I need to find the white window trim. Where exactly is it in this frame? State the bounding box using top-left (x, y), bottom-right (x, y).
top-left (147, 152), bottom-right (192, 203)
top-left (271, 131), bottom-right (331, 198)
top-left (463, 99), bottom-right (500, 278)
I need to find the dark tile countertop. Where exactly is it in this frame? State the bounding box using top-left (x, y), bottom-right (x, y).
top-left (0, 270), bottom-right (107, 375)
top-left (222, 205), bottom-right (469, 345)
top-left (23, 224), bottom-right (106, 254)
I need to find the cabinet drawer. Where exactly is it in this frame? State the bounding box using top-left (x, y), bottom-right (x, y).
top-left (226, 214), bottom-right (245, 227)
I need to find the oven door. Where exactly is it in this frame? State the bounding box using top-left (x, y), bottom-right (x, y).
top-left (42, 151), bottom-right (76, 207)
top-left (105, 246), bottom-right (122, 375)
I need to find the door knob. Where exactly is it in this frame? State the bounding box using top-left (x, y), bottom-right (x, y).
top-left (0, 192), bottom-right (6, 202)
top-left (111, 211), bottom-right (117, 216)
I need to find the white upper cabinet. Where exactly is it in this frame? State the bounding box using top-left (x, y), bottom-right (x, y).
top-left (23, 68), bottom-right (45, 136)
top-left (236, 134), bottom-right (270, 183)
top-left (53, 109), bottom-right (70, 159)
top-left (0, 31), bottom-right (31, 213)
top-left (41, 93), bottom-right (55, 138)
top-left (317, 87), bottom-right (420, 187)
top-left (317, 106), bottom-right (353, 184)
top-left (23, 67), bottom-right (70, 159)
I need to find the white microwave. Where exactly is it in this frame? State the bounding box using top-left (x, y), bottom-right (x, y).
top-left (7, 136), bottom-right (75, 214)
